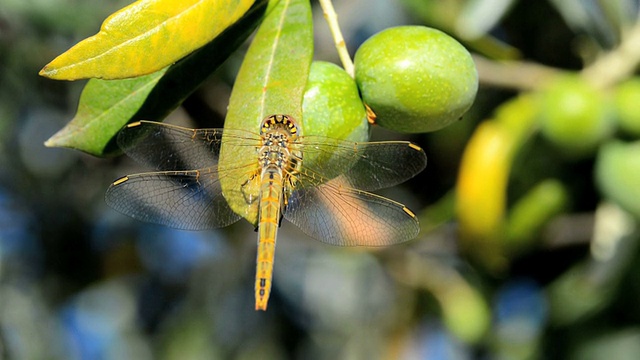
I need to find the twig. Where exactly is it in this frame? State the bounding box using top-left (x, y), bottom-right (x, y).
top-left (318, 0), bottom-right (355, 78)
top-left (475, 19), bottom-right (640, 91)
top-left (582, 20), bottom-right (640, 88)
top-left (473, 54), bottom-right (563, 90)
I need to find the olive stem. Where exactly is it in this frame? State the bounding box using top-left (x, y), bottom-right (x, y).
top-left (582, 19), bottom-right (640, 89)
top-left (473, 55), bottom-right (563, 90)
top-left (477, 19), bottom-right (640, 91)
top-left (318, 0), bottom-right (355, 78)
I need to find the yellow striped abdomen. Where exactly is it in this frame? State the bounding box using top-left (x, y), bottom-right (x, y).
top-left (255, 169), bottom-right (283, 311)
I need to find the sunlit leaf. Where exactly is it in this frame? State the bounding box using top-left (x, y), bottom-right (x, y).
top-left (224, 0), bottom-right (312, 128)
top-left (219, 0), bottom-right (313, 225)
top-left (457, 121), bottom-right (512, 244)
top-left (44, 0), bottom-right (270, 156)
top-left (455, 94), bottom-right (538, 272)
top-left (39, 0), bottom-right (256, 80)
top-left (44, 70), bottom-right (166, 156)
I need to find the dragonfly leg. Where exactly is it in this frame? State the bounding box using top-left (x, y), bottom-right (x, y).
top-left (240, 171), bottom-right (261, 205)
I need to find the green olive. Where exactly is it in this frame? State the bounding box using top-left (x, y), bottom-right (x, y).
top-left (539, 75), bottom-right (613, 154)
top-left (302, 61), bottom-right (368, 141)
top-left (596, 140), bottom-right (640, 218)
top-left (302, 61), bottom-right (368, 167)
top-left (354, 26), bottom-right (478, 133)
top-left (614, 78), bottom-right (640, 137)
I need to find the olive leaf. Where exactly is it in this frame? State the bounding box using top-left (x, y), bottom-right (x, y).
top-left (44, 0), bottom-right (270, 156)
top-left (39, 0), bottom-right (256, 80)
top-left (224, 0), bottom-right (312, 129)
top-left (219, 0), bottom-right (313, 225)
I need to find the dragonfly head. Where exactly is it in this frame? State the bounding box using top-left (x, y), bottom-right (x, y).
top-left (260, 114), bottom-right (300, 139)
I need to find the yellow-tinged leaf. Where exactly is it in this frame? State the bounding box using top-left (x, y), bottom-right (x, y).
top-left (455, 94), bottom-right (539, 271)
top-left (219, 0), bottom-right (313, 225)
top-left (43, 0), bottom-right (270, 156)
top-left (39, 0), bottom-right (255, 80)
top-left (457, 121), bottom-right (513, 241)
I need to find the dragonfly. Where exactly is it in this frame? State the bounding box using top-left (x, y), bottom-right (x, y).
top-left (105, 114), bottom-right (427, 310)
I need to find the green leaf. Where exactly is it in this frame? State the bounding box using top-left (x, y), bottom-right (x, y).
top-left (39, 0), bottom-right (256, 80)
top-left (219, 0), bottom-right (313, 225)
top-left (44, 0), bottom-right (270, 156)
top-left (44, 71), bottom-right (165, 155)
top-left (224, 0), bottom-right (312, 129)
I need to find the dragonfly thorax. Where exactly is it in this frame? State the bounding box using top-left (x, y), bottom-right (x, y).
top-left (258, 144), bottom-right (289, 170)
top-left (258, 115), bottom-right (303, 176)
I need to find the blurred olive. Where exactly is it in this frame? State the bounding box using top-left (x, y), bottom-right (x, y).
top-left (354, 26), bottom-right (478, 133)
top-left (506, 179), bottom-right (568, 250)
top-left (595, 140), bottom-right (640, 218)
top-left (440, 282), bottom-right (491, 344)
top-left (614, 78), bottom-right (640, 137)
top-left (539, 75), bottom-right (613, 154)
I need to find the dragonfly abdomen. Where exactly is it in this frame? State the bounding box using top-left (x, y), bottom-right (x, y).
top-left (255, 167), bottom-right (284, 311)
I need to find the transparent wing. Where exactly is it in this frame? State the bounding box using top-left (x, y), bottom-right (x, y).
top-left (109, 121), bottom-right (425, 239)
top-left (296, 137), bottom-right (427, 191)
top-left (117, 121), bottom-right (260, 171)
top-left (116, 121), bottom-right (425, 190)
top-left (105, 170), bottom-right (243, 230)
top-left (283, 175), bottom-right (419, 246)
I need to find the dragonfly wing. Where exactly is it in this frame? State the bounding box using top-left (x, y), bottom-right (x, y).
top-left (283, 175), bottom-right (419, 246)
top-left (105, 170), bottom-right (242, 230)
top-left (299, 138), bottom-right (427, 191)
top-left (117, 121), bottom-right (258, 171)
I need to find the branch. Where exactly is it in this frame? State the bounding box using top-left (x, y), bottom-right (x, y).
top-left (582, 20), bottom-right (640, 88)
top-left (473, 55), bottom-right (563, 91)
top-left (318, 0), bottom-right (355, 78)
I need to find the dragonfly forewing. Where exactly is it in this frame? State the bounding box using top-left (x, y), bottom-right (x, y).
top-left (117, 121), bottom-right (260, 171)
top-left (296, 137), bottom-right (427, 191)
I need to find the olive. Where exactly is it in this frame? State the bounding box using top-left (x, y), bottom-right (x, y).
top-left (596, 140), bottom-right (640, 218)
top-left (302, 61), bottom-right (368, 167)
top-left (614, 78), bottom-right (640, 137)
top-left (302, 61), bottom-right (368, 141)
top-left (354, 26), bottom-right (478, 133)
top-left (539, 75), bottom-right (613, 155)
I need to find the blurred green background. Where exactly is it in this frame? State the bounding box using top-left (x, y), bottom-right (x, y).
top-left (2, 0), bottom-right (640, 359)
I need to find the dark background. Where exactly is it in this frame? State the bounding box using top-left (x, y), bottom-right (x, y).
top-left (1, 0), bottom-right (640, 359)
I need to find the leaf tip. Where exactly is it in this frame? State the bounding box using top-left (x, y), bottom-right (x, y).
top-left (44, 132), bottom-right (64, 148)
top-left (39, 63), bottom-right (62, 79)
top-left (39, 66), bottom-right (51, 77)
